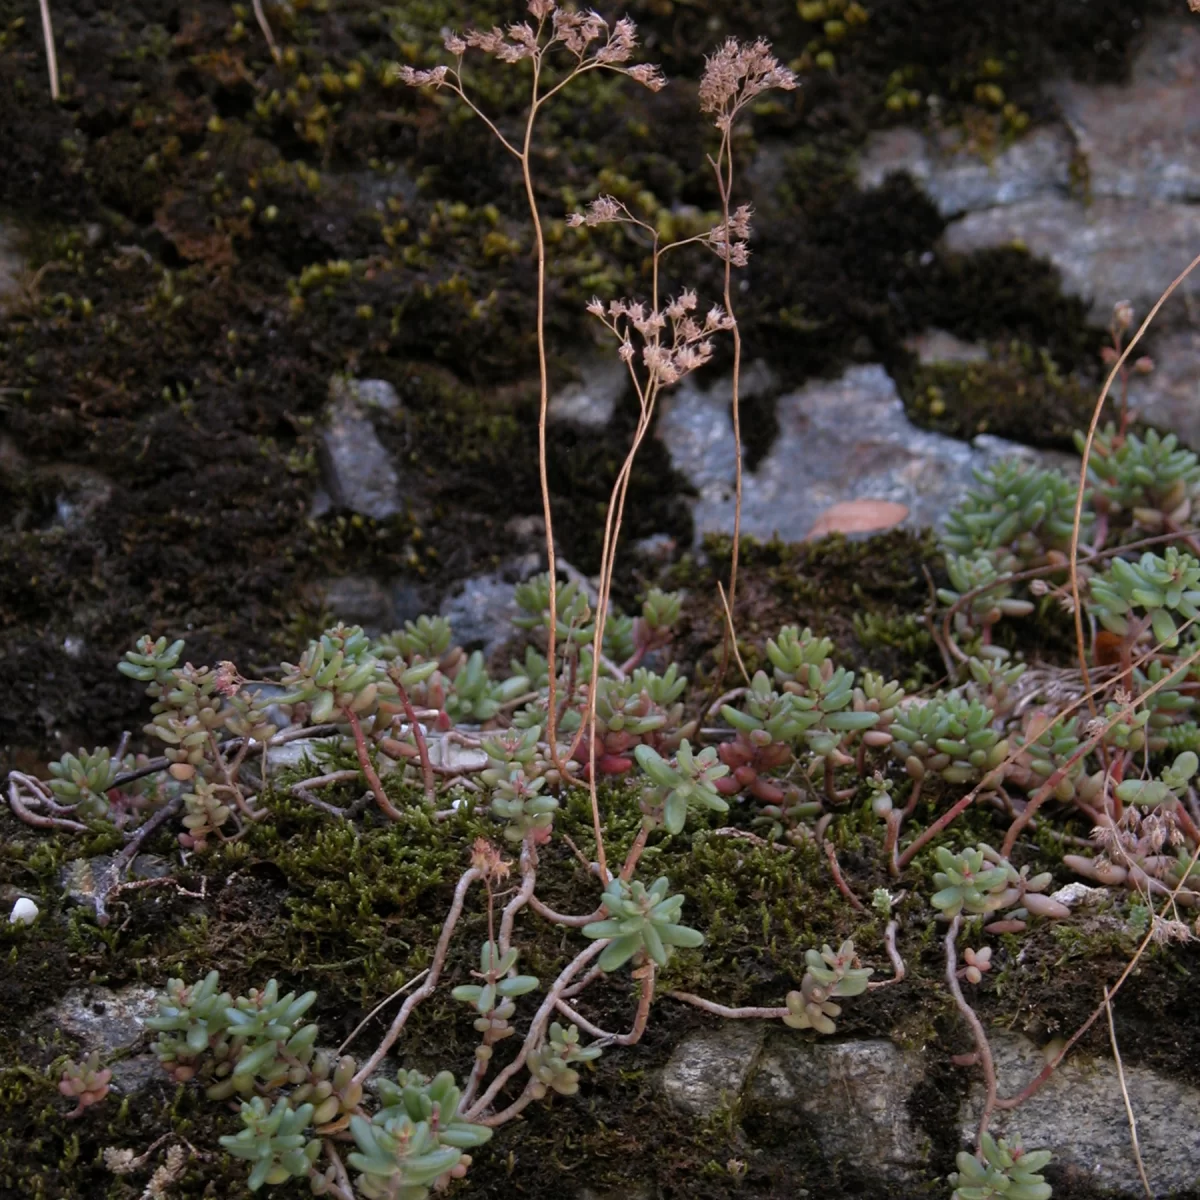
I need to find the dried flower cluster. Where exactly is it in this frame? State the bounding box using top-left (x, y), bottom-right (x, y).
top-left (586, 290), bottom-right (735, 387)
top-left (698, 37), bottom-right (798, 129)
top-left (400, 0), bottom-right (665, 92)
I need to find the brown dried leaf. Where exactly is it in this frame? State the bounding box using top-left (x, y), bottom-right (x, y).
top-left (804, 500), bottom-right (908, 541)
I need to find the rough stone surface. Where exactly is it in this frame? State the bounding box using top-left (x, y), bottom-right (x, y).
top-left (549, 353), bottom-right (628, 428)
top-left (747, 1036), bottom-right (931, 1183)
top-left (657, 364), bottom-right (1065, 544)
top-left (857, 124), bottom-right (1072, 218)
top-left (943, 196), bottom-right (1200, 326)
top-left (1050, 19), bottom-right (1200, 204)
top-left (1128, 328), bottom-right (1200, 449)
top-left (961, 1032), bottom-right (1200, 1198)
top-left (439, 572), bottom-right (521, 656)
top-left (310, 575), bottom-right (394, 634)
top-left (48, 984), bottom-right (163, 1098)
top-left (319, 399), bottom-right (402, 520)
top-left (661, 1021), bottom-right (765, 1115)
top-left (0, 219), bottom-right (26, 309)
top-left (330, 376), bottom-right (400, 412)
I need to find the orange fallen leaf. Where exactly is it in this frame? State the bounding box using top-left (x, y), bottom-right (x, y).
top-left (804, 499), bottom-right (909, 541)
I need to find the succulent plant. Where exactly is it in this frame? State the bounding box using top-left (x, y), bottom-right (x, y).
top-left (451, 941), bottom-right (540, 1023)
top-left (218, 1097), bottom-right (320, 1191)
top-left (949, 1132), bottom-right (1052, 1200)
top-left (783, 940), bottom-right (872, 1035)
top-left (1079, 422), bottom-right (1200, 534)
top-left (1114, 750), bottom-right (1198, 808)
top-left (929, 846), bottom-right (1013, 919)
top-left (938, 553), bottom-right (1035, 634)
top-left (58, 1051), bottom-right (113, 1117)
top-left (890, 693), bottom-right (1008, 787)
top-left (583, 875), bottom-right (704, 970)
top-left (178, 779), bottom-right (233, 852)
top-left (1088, 546), bottom-right (1200, 650)
top-left (46, 747), bottom-right (121, 820)
top-left (289, 1051), bottom-right (363, 1131)
top-left (634, 740), bottom-right (730, 834)
top-left (514, 573), bottom-right (595, 645)
top-left (528, 1022), bottom-right (602, 1097)
top-left (941, 458), bottom-right (1083, 571)
top-left (372, 1069), bottom-right (493, 1152)
top-left (485, 765), bottom-right (560, 842)
top-left (278, 623), bottom-right (403, 726)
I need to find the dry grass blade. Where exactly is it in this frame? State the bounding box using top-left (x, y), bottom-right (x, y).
top-left (38, 0), bottom-right (59, 99)
top-left (1105, 986), bottom-right (1153, 1200)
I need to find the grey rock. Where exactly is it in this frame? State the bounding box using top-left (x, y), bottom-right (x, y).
top-left (439, 573), bottom-right (520, 656)
top-left (310, 575), bottom-right (394, 634)
top-left (629, 532), bottom-right (679, 566)
top-left (330, 376), bottom-right (400, 412)
top-left (0, 219), bottom-right (27, 309)
top-left (390, 580), bottom-right (434, 628)
top-left (657, 363), bottom-right (1065, 545)
top-left (60, 855), bottom-right (171, 908)
top-left (1128, 328), bottom-right (1200, 449)
top-left (857, 125), bottom-right (1073, 219)
top-left (550, 353), bottom-right (628, 428)
top-left (52, 983), bottom-right (159, 1055)
top-left (1050, 19), bottom-right (1200, 204)
top-left (961, 1031), bottom-right (1200, 1197)
top-left (905, 328), bottom-right (990, 366)
top-left (748, 1036), bottom-right (931, 1183)
top-left (264, 736), bottom-right (340, 775)
top-left (319, 399), bottom-right (402, 520)
top-left (661, 1021), bottom-right (765, 1115)
top-left (943, 196), bottom-right (1200, 327)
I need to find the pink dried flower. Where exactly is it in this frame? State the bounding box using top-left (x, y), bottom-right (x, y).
top-left (586, 296), bottom-right (606, 318)
top-left (528, 0), bottom-right (556, 18)
top-left (595, 16), bottom-right (638, 64)
top-left (399, 65), bottom-right (449, 87)
top-left (624, 63), bottom-right (667, 92)
top-left (466, 27), bottom-right (506, 54)
top-left (698, 37), bottom-right (797, 120)
top-left (618, 340), bottom-right (635, 363)
top-left (443, 30), bottom-right (467, 55)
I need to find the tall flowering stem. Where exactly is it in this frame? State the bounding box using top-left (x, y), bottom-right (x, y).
top-left (399, 2), bottom-right (666, 805)
top-left (697, 40), bottom-right (797, 679)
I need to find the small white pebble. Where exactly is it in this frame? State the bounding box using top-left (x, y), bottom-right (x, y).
top-left (9, 897), bottom-right (39, 925)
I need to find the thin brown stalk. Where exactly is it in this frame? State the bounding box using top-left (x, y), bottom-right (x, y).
top-left (251, 0), bottom-right (281, 64)
top-left (342, 707), bottom-right (403, 821)
top-left (824, 839), bottom-right (868, 913)
top-left (1069, 251), bottom-right (1200, 713)
top-left (38, 0), bottom-right (59, 99)
top-left (393, 678), bottom-right (435, 803)
top-left (667, 991), bottom-right (788, 1020)
top-left (945, 915), bottom-right (998, 1147)
top-left (336, 969), bottom-right (430, 1055)
top-left (353, 868), bottom-right (480, 1086)
top-left (866, 919), bottom-right (905, 989)
top-left (1105, 987), bottom-right (1153, 1200)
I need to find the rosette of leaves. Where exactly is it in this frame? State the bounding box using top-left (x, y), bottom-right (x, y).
top-left (766, 625), bottom-right (837, 686)
top-left (58, 1051), bottom-right (113, 1117)
top-left (209, 980), bottom-right (320, 1100)
top-left (1078, 423), bottom-right (1200, 533)
top-left (373, 1069), bottom-right (493, 1151)
top-left (118, 634), bottom-right (185, 690)
top-left (890, 693), bottom-right (1008, 786)
top-left (1088, 547), bottom-right (1200, 650)
top-left (46, 747), bottom-right (121, 820)
top-left (514, 573), bottom-right (595, 645)
top-left (1101, 701), bottom-right (1150, 753)
top-left (963, 656), bottom-right (1026, 723)
top-left (277, 623), bottom-right (402, 726)
top-left (938, 553), bottom-right (1034, 635)
top-left (528, 1022), bottom-right (602, 1098)
top-left (578, 665), bottom-right (689, 774)
top-left (178, 779), bottom-right (233, 852)
top-left (147, 971), bottom-right (234, 1083)
top-left (717, 671), bottom-right (810, 802)
top-left (485, 764), bottom-right (559, 842)
top-left (583, 875), bottom-right (705, 970)
top-left (218, 1097), bottom-right (320, 1191)
top-left (941, 458), bottom-right (1083, 571)
top-left (783, 940), bottom-right (872, 1035)
top-left (375, 615), bottom-right (455, 663)
top-left (288, 1051), bottom-right (363, 1132)
top-left (607, 587), bottom-right (682, 668)
top-left (1013, 712), bottom-right (1083, 801)
top-left (452, 941), bottom-right (540, 1039)
top-left (930, 845), bottom-right (1013, 918)
top-left (851, 672), bottom-right (908, 749)
top-left (444, 649), bottom-right (529, 724)
top-left (634, 740), bottom-right (730, 833)
top-left (348, 1105), bottom-right (482, 1200)
top-left (949, 1132), bottom-right (1052, 1200)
